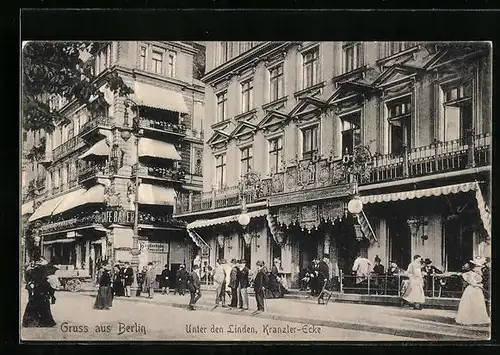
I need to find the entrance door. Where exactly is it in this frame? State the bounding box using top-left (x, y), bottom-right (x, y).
top-left (388, 214), bottom-right (411, 269)
top-left (445, 218), bottom-right (473, 271)
top-left (170, 263), bottom-right (181, 288)
top-left (299, 233), bottom-right (318, 271)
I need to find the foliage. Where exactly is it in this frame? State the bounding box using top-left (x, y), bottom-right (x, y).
top-left (22, 41), bottom-right (134, 133)
top-left (191, 42), bottom-right (206, 80)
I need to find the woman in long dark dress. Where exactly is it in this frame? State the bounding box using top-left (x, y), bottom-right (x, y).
top-left (268, 258), bottom-right (282, 298)
top-left (112, 264), bottom-right (125, 297)
top-left (94, 265), bottom-right (113, 310)
top-left (22, 259), bottom-right (57, 328)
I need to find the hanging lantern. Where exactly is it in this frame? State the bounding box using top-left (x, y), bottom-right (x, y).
top-left (238, 213), bottom-right (251, 228)
top-left (347, 197), bottom-right (363, 215)
top-left (407, 218), bottom-right (421, 238)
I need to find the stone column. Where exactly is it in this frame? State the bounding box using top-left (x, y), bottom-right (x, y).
top-left (75, 242), bottom-right (82, 269)
top-left (85, 240), bottom-right (90, 273)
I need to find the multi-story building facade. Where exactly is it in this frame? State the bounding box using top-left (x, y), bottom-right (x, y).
top-left (21, 41), bottom-right (206, 280)
top-left (175, 41), bottom-right (491, 291)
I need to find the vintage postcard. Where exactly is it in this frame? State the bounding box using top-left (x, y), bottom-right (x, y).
top-left (20, 40), bottom-right (491, 342)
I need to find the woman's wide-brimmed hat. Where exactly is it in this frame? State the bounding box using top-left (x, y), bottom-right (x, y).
top-left (103, 264), bottom-right (112, 271)
top-left (423, 258), bottom-right (432, 264)
top-left (470, 257), bottom-right (487, 267)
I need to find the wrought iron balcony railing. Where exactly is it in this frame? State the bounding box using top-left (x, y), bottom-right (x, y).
top-left (136, 117), bottom-right (186, 135)
top-left (52, 135), bottom-right (85, 161)
top-left (78, 162), bottom-right (110, 182)
top-left (132, 163), bottom-right (185, 182)
top-left (175, 133), bottom-right (491, 215)
top-left (79, 116), bottom-right (114, 137)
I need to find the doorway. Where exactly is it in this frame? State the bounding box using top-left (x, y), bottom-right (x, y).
top-left (388, 213), bottom-right (411, 269)
top-left (444, 217), bottom-right (473, 271)
top-left (170, 263), bottom-right (181, 289)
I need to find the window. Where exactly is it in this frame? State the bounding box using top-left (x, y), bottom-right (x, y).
top-left (268, 136), bottom-right (283, 174)
top-left (216, 91), bottom-right (228, 123)
top-left (139, 46), bottom-right (147, 70)
top-left (167, 52), bottom-right (176, 77)
top-left (387, 96), bottom-right (412, 155)
top-left (67, 122), bottom-right (74, 140)
top-left (343, 42), bottom-right (363, 73)
top-left (103, 46), bottom-right (109, 69)
top-left (241, 79), bottom-right (254, 113)
top-left (302, 125), bottom-right (319, 160)
top-left (341, 112), bottom-right (361, 155)
top-left (269, 64), bottom-right (284, 102)
top-left (240, 146), bottom-right (253, 176)
top-left (384, 42), bottom-right (418, 57)
top-left (220, 42), bottom-right (228, 63)
top-left (215, 154), bottom-right (227, 189)
top-left (59, 127), bottom-right (64, 145)
top-left (303, 48), bottom-right (319, 89)
top-left (442, 81), bottom-right (473, 142)
top-left (241, 240), bottom-right (251, 265)
top-left (152, 50), bottom-right (163, 74)
top-left (218, 243), bottom-right (225, 261)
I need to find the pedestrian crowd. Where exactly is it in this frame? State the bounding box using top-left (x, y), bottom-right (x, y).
top-left (22, 250), bottom-right (491, 329)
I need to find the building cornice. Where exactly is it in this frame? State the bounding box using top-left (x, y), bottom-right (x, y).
top-left (202, 42), bottom-right (292, 85)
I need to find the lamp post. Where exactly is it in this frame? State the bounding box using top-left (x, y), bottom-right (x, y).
top-left (123, 98), bottom-right (141, 292)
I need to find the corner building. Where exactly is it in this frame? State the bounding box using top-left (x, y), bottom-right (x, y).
top-left (175, 41), bottom-right (491, 291)
top-left (22, 41), bottom-right (205, 279)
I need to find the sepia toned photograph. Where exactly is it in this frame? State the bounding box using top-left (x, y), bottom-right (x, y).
top-left (20, 40), bottom-right (491, 342)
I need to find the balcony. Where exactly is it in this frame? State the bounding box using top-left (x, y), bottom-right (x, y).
top-left (38, 210), bottom-right (105, 235)
top-left (135, 117), bottom-right (186, 136)
top-left (78, 162), bottom-right (110, 183)
top-left (138, 211), bottom-right (186, 229)
top-left (79, 116), bottom-right (114, 140)
top-left (132, 163), bottom-right (185, 182)
top-left (52, 135), bottom-right (85, 161)
top-left (365, 133), bottom-right (491, 185)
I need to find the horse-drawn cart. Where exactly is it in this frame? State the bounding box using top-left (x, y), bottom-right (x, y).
top-left (54, 265), bottom-right (92, 292)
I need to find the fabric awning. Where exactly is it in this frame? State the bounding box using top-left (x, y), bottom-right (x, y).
top-left (187, 209), bottom-right (268, 229)
top-left (134, 81), bottom-right (189, 114)
top-left (138, 138), bottom-right (182, 160)
top-left (22, 201), bottom-right (34, 216)
top-left (43, 238), bottom-right (77, 245)
top-left (28, 195), bottom-right (66, 222)
top-left (81, 184), bottom-right (106, 205)
top-left (52, 188), bottom-right (88, 215)
top-left (357, 210), bottom-right (378, 242)
top-left (474, 181), bottom-right (491, 239)
top-left (359, 182), bottom-right (478, 204)
top-left (78, 139), bottom-right (109, 160)
top-left (187, 229), bottom-right (210, 249)
top-left (138, 184), bottom-right (176, 206)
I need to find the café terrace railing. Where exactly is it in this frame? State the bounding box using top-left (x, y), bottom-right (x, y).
top-left (138, 211), bottom-right (187, 229)
top-left (175, 133), bottom-right (491, 215)
top-left (337, 271), bottom-right (466, 299)
top-left (131, 163), bottom-right (185, 182)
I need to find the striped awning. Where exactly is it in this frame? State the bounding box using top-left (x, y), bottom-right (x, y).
top-left (187, 229), bottom-right (210, 249)
top-left (21, 201), bottom-right (34, 216)
top-left (357, 210), bottom-right (378, 242)
top-left (78, 139), bottom-right (109, 160)
top-left (138, 138), bottom-right (182, 161)
top-left (359, 182), bottom-right (478, 204)
top-left (43, 238), bottom-right (77, 245)
top-left (28, 195), bottom-right (66, 222)
top-left (187, 209), bottom-right (268, 229)
top-left (138, 184), bottom-right (176, 206)
top-left (134, 81), bottom-right (189, 114)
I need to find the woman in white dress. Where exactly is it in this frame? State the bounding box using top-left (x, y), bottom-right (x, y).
top-left (455, 258), bottom-right (490, 325)
top-left (402, 255), bottom-right (425, 310)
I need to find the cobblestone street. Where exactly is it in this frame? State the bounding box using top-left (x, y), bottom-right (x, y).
top-left (20, 290), bottom-right (489, 341)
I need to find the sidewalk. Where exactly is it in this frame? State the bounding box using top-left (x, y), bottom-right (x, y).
top-left (79, 290), bottom-right (490, 341)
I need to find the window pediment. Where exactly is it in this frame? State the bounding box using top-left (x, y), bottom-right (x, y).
top-left (258, 110), bottom-right (290, 133)
top-left (207, 129), bottom-right (231, 149)
top-left (373, 65), bottom-right (418, 89)
top-left (289, 96), bottom-right (327, 118)
top-left (231, 121), bottom-right (258, 143)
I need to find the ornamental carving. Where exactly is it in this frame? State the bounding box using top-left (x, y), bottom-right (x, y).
top-left (104, 184), bottom-right (121, 206)
top-left (320, 201), bottom-right (345, 223)
top-left (317, 165), bottom-right (331, 186)
top-left (383, 81), bottom-right (414, 100)
top-left (126, 182), bottom-right (136, 203)
top-left (277, 206), bottom-right (299, 227)
top-left (271, 173), bottom-right (284, 193)
top-left (285, 168), bottom-right (298, 190)
top-left (334, 96), bottom-right (364, 115)
top-left (194, 147), bottom-right (203, 176)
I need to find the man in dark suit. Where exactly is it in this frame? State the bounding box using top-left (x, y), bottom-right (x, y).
top-left (228, 259), bottom-right (240, 308)
top-left (176, 265), bottom-right (188, 296)
top-left (237, 259), bottom-right (250, 311)
top-left (422, 258), bottom-right (443, 296)
top-left (253, 261), bottom-right (268, 314)
top-left (122, 262), bottom-right (134, 297)
top-left (317, 254), bottom-right (331, 302)
top-left (187, 265), bottom-right (202, 310)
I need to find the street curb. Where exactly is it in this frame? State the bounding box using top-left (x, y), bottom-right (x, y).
top-left (82, 293), bottom-right (489, 341)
